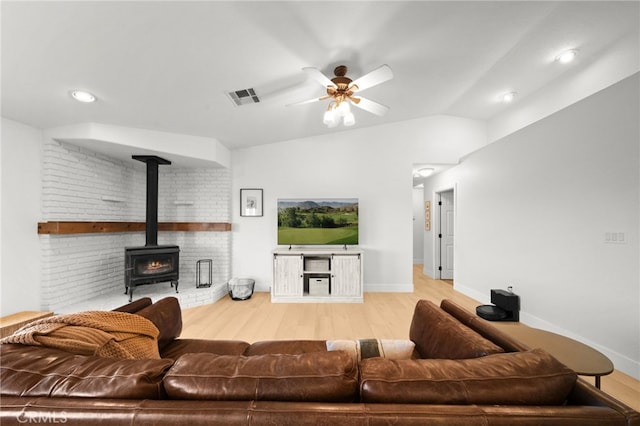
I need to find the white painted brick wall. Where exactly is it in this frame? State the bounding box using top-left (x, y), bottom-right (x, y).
top-left (40, 139), bottom-right (232, 312)
top-left (40, 233), bottom-right (141, 310)
top-left (42, 141), bottom-right (146, 220)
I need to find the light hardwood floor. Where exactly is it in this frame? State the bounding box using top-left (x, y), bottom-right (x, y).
top-left (181, 264), bottom-right (640, 411)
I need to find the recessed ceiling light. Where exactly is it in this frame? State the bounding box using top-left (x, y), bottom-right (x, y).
top-left (70, 90), bottom-right (96, 103)
top-left (417, 168), bottom-right (434, 177)
top-left (501, 92), bottom-right (517, 103)
top-left (555, 49), bottom-right (578, 64)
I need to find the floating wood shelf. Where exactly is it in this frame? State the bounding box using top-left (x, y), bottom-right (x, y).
top-left (37, 221), bottom-right (231, 235)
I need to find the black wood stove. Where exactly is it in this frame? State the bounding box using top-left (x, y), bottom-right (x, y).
top-left (125, 155), bottom-right (179, 302)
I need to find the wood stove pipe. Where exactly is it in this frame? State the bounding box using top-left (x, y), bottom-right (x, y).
top-left (132, 155), bottom-right (171, 246)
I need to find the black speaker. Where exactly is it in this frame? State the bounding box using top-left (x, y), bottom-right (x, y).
top-left (476, 289), bottom-right (520, 322)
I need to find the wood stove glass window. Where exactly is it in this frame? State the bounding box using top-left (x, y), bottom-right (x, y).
top-left (134, 254), bottom-right (177, 276)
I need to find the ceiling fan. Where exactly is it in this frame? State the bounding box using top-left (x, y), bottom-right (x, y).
top-left (292, 64), bottom-right (393, 127)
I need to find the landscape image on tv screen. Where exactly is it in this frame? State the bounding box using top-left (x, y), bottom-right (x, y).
top-left (277, 198), bottom-right (359, 245)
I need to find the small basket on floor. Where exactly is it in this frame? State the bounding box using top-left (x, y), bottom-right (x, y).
top-left (228, 278), bottom-right (255, 301)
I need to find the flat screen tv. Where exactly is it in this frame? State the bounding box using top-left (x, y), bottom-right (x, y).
top-left (277, 198), bottom-right (359, 246)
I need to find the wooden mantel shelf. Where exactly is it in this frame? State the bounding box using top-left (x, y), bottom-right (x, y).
top-left (38, 221), bottom-right (232, 235)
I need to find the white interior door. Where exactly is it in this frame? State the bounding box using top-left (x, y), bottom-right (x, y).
top-left (439, 190), bottom-right (454, 280)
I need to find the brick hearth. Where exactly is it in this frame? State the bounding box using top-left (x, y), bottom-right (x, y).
top-left (56, 280), bottom-right (228, 314)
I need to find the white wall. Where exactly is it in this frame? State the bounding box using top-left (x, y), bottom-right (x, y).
top-left (423, 73), bottom-right (640, 378)
top-left (1, 118), bottom-right (43, 315)
top-left (231, 115), bottom-right (487, 293)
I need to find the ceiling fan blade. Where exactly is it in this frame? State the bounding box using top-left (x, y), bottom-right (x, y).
top-left (350, 64), bottom-right (393, 92)
top-left (302, 67), bottom-right (336, 88)
top-left (351, 96), bottom-right (390, 116)
top-left (286, 95), bottom-right (330, 107)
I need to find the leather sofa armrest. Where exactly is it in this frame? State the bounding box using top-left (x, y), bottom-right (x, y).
top-left (568, 378), bottom-right (640, 422)
top-left (409, 299), bottom-right (504, 359)
top-left (135, 297), bottom-right (182, 351)
top-left (440, 299), bottom-right (528, 352)
top-left (112, 297), bottom-right (153, 313)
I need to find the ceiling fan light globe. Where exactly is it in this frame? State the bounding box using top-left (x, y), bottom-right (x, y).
top-left (323, 110), bottom-right (334, 125)
top-left (338, 101), bottom-right (351, 115)
top-left (327, 118), bottom-right (340, 128)
top-left (343, 112), bottom-right (356, 127)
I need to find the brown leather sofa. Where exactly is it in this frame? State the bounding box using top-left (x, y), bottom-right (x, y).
top-left (1, 297), bottom-right (638, 425)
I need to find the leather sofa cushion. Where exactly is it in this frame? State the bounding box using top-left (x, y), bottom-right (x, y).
top-left (0, 344), bottom-right (173, 399)
top-left (409, 299), bottom-right (504, 359)
top-left (359, 348), bottom-right (577, 405)
top-left (136, 297), bottom-right (182, 351)
top-left (161, 339), bottom-right (250, 360)
top-left (245, 340), bottom-right (327, 355)
top-left (164, 351), bottom-right (358, 402)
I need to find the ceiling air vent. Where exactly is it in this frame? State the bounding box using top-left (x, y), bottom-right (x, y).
top-left (226, 88), bottom-right (260, 106)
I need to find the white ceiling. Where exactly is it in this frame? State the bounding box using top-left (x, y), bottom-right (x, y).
top-left (2, 1), bottom-right (639, 151)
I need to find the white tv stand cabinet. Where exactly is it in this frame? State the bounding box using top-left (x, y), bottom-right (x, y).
top-left (272, 248), bottom-right (363, 303)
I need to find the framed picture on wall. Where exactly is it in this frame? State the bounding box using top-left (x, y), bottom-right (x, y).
top-left (240, 188), bottom-right (263, 217)
top-left (425, 201), bottom-right (431, 231)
